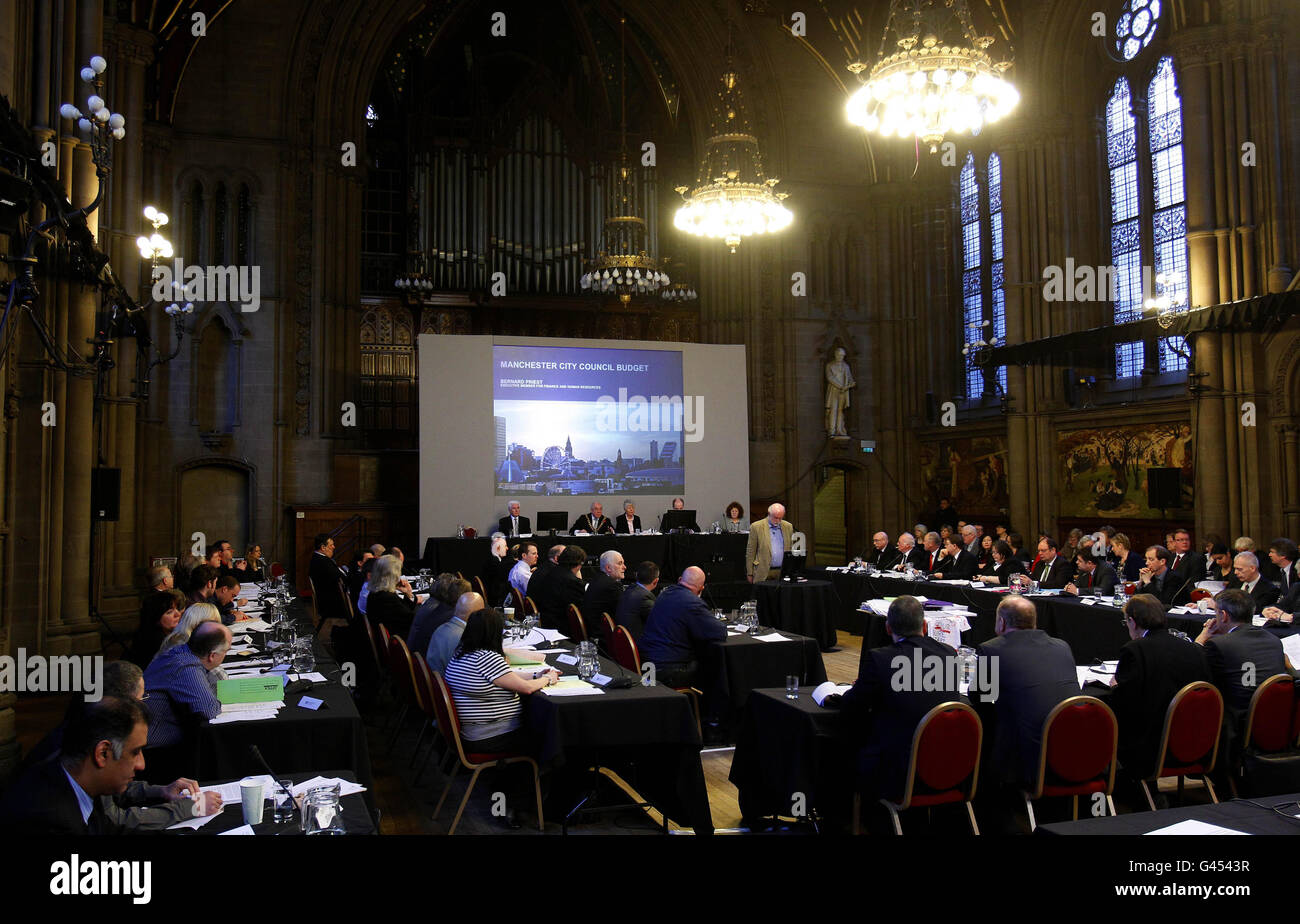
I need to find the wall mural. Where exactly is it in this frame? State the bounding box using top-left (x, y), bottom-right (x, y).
top-left (918, 435), bottom-right (1010, 516)
top-left (1057, 423), bottom-right (1194, 518)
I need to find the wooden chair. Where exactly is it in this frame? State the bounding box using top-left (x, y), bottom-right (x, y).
top-left (566, 604), bottom-right (588, 641)
top-left (1022, 696), bottom-right (1118, 831)
top-left (384, 634), bottom-right (419, 754)
top-left (473, 575), bottom-right (488, 602)
top-left (509, 587), bottom-right (526, 614)
top-left (523, 596), bottom-right (539, 617)
top-left (429, 671), bottom-right (544, 834)
top-left (599, 613), bottom-right (616, 646)
top-left (856, 701), bottom-right (983, 835)
top-left (607, 625), bottom-right (701, 738)
top-left (1140, 681), bottom-right (1224, 810)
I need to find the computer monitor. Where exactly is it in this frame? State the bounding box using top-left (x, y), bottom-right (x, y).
top-left (536, 511), bottom-right (568, 535)
top-left (661, 509), bottom-right (697, 533)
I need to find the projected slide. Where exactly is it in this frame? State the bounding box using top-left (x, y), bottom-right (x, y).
top-left (493, 344), bottom-right (689, 497)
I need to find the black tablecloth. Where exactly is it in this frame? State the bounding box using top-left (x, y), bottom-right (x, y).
top-left (422, 533), bottom-right (747, 586)
top-left (717, 631), bottom-right (827, 713)
top-left (809, 570), bottom-right (999, 647)
top-left (522, 647), bottom-right (713, 834)
top-left (753, 580), bottom-right (839, 649)
top-left (729, 688), bottom-right (852, 828)
top-left (181, 770), bottom-right (375, 835)
top-left (1038, 794), bottom-right (1300, 835)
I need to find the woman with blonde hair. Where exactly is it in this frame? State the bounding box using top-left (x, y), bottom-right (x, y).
top-left (366, 553), bottom-right (417, 637)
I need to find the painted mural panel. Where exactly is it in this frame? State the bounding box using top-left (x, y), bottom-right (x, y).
top-left (1057, 423), bottom-right (1194, 518)
top-left (918, 436), bottom-right (1010, 515)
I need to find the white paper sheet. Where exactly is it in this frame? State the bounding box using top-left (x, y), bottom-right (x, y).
top-left (753, 632), bottom-right (789, 643)
top-left (218, 824), bottom-right (256, 836)
top-left (1281, 633), bottom-right (1300, 667)
top-left (811, 681), bottom-right (851, 705)
top-left (1144, 819), bottom-right (1248, 835)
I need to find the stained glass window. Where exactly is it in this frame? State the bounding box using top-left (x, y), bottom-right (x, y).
top-left (989, 153), bottom-right (1007, 392)
top-left (1107, 78), bottom-right (1144, 378)
top-left (1149, 57), bottom-right (1188, 371)
top-left (1115, 0), bottom-right (1161, 61)
top-left (960, 154), bottom-right (984, 398)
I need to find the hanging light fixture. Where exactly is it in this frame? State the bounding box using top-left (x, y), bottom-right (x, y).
top-left (673, 27), bottom-right (791, 253)
top-left (845, 0), bottom-right (1018, 154)
top-left (581, 16), bottom-right (668, 304)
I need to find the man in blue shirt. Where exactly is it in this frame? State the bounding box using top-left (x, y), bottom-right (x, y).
top-left (639, 566), bottom-right (727, 738)
top-left (426, 591), bottom-right (483, 674)
top-left (143, 621), bottom-right (230, 747)
top-left (745, 503), bottom-right (795, 582)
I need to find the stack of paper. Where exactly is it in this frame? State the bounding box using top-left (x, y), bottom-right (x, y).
top-left (1077, 661), bottom-right (1119, 687)
top-left (209, 701), bottom-right (285, 724)
top-left (540, 677), bottom-right (604, 697)
top-left (291, 776), bottom-right (366, 798)
top-left (234, 618), bottom-right (272, 632)
top-left (811, 681), bottom-right (852, 705)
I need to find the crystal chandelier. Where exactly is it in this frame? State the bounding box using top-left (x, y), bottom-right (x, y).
top-left (845, 0), bottom-right (1018, 154)
top-left (674, 35), bottom-right (791, 253)
top-left (581, 16), bottom-right (668, 304)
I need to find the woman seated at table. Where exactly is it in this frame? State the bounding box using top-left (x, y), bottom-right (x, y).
top-left (977, 533), bottom-right (994, 568)
top-left (128, 589), bottom-right (188, 668)
top-left (154, 602), bottom-right (222, 660)
top-left (242, 543), bottom-right (267, 582)
top-left (444, 607), bottom-right (558, 753)
top-left (366, 553), bottom-right (417, 638)
top-left (1205, 543), bottom-right (1238, 586)
top-left (976, 540), bottom-right (1025, 586)
top-left (722, 501), bottom-right (746, 532)
top-left (1111, 532), bottom-right (1144, 582)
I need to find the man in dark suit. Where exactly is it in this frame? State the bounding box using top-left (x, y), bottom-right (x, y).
top-left (1136, 545), bottom-right (1191, 605)
top-left (1030, 537), bottom-right (1074, 589)
top-left (889, 533), bottom-right (927, 572)
top-left (1266, 538), bottom-right (1299, 597)
top-left (960, 525), bottom-right (981, 558)
top-left (498, 500), bottom-right (531, 538)
top-left (931, 536), bottom-right (976, 580)
top-left (526, 544), bottom-right (564, 602)
top-left (1228, 551), bottom-right (1280, 614)
top-left (582, 549), bottom-right (626, 643)
top-left (1109, 594), bottom-right (1210, 781)
top-left (571, 501), bottom-right (614, 535)
top-left (640, 566), bottom-right (727, 738)
top-left (865, 531), bottom-right (900, 569)
top-left (0, 697), bottom-right (151, 834)
top-left (917, 532), bottom-right (944, 575)
top-left (309, 533), bottom-right (347, 622)
top-left (1065, 551), bottom-right (1119, 596)
top-left (973, 595), bottom-right (1080, 787)
top-left (613, 501), bottom-right (643, 534)
top-left (1169, 528), bottom-right (1206, 587)
top-left (1196, 587), bottom-right (1295, 763)
top-left (615, 561), bottom-right (658, 640)
top-left (533, 544), bottom-right (586, 630)
top-left (842, 596), bottom-right (966, 802)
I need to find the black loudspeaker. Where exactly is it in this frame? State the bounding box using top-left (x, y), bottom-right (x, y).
top-left (1147, 467), bottom-right (1181, 509)
top-left (91, 467), bottom-right (121, 521)
top-left (1062, 368), bottom-right (1079, 408)
top-left (924, 391), bottom-right (937, 425)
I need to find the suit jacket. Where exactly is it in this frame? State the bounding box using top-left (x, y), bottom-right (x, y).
top-left (1273, 561), bottom-right (1300, 599)
top-left (0, 757), bottom-right (113, 835)
top-left (933, 549), bottom-right (975, 580)
top-left (581, 572), bottom-right (624, 641)
top-left (534, 567), bottom-right (585, 631)
top-left (571, 514), bottom-right (614, 535)
top-left (614, 583), bottom-right (655, 640)
top-left (1204, 627), bottom-right (1293, 757)
top-left (745, 518), bottom-right (796, 579)
top-left (1118, 551), bottom-right (1144, 582)
top-left (1275, 578), bottom-right (1300, 615)
top-left (1143, 567), bottom-right (1192, 606)
top-left (639, 583), bottom-right (726, 665)
top-left (1169, 551), bottom-right (1206, 588)
top-left (841, 635), bottom-right (966, 800)
top-left (309, 551), bottom-right (348, 621)
top-left (916, 546), bottom-right (945, 575)
top-left (525, 559), bottom-right (555, 602)
top-left (1031, 556), bottom-right (1074, 589)
top-left (1071, 562), bottom-right (1119, 596)
top-left (890, 547), bottom-right (929, 572)
top-left (980, 558), bottom-right (1024, 586)
top-left (366, 590), bottom-right (416, 639)
top-left (973, 630), bottom-right (1081, 785)
top-left (1110, 629), bottom-right (1210, 778)
top-left (613, 514), bottom-right (643, 534)
top-left (1237, 578), bottom-right (1281, 614)
top-left (866, 547), bottom-right (900, 570)
top-left (497, 514), bottom-right (532, 538)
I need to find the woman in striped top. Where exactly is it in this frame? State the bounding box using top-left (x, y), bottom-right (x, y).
top-left (443, 607), bottom-right (558, 753)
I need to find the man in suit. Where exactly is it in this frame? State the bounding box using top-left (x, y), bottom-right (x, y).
top-left (917, 532), bottom-right (943, 574)
top-left (745, 503), bottom-right (795, 582)
top-left (615, 561), bottom-right (658, 640)
top-left (571, 501), bottom-right (614, 535)
top-left (640, 566), bottom-right (727, 738)
top-left (1266, 538), bottom-right (1299, 597)
top-left (865, 531), bottom-right (899, 569)
top-left (533, 544), bottom-right (586, 630)
top-left (498, 501), bottom-right (531, 538)
top-left (1065, 551), bottom-right (1119, 596)
top-left (1110, 594), bottom-right (1210, 781)
top-left (1229, 551), bottom-right (1280, 614)
top-left (0, 697), bottom-right (153, 834)
top-left (614, 501), bottom-right (643, 534)
top-left (1030, 537), bottom-right (1074, 589)
top-left (961, 524), bottom-right (980, 558)
top-left (1169, 528), bottom-right (1206, 587)
top-left (526, 544), bottom-right (564, 602)
top-left (309, 533), bottom-right (348, 623)
top-left (888, 532), bottom-right (928, 571)
top-left (1138, 545), bottom-right (1192, 605)
top-left (842, 596), bottom-right (966, 802)
top-left (582, 549), bottom-right (626, 643)
top-left (931, 535), bottom-right (976, 580)
top-left (973, 595), bottom-right (1080, 788)
top-left (1195, 587), bottom-right (1296, 763)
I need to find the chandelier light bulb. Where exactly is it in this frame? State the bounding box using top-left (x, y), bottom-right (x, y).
top-left (80, 67), bottom-right (96, 82)
top-left (87, 95), bottom-right (105, 112)
top-left (90, 55), bottom-right (107, 74)
top-left (77, 118), bottom-right (91, 132)
top-left (59, 103), bottom-right (80, 120)
top-left (108, 112), bottom-right (125, 129)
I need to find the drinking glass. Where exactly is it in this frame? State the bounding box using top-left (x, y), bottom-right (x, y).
top-left (302, 789), bottom-right (345, 835)
top-left (292, 638), bottom-right (315, 673)
top-left (271, 780), bottom-right (295, 824)
top-left (785, 675), bottom-right (799, 700)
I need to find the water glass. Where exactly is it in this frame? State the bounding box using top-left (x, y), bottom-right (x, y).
top-left (302, 789), bottom-right (346, 835)
top-left (785, 675), bottom-right (799, 700)
top-left (292, 638), bottom-right (315, 673)
top-left (271, 780), bottom-right (295, 824)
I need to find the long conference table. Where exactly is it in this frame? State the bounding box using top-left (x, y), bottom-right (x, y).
top-left (807, 568), bottom-right (1300, 664)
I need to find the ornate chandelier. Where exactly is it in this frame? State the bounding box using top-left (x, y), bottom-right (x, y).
top-left (674, 39), bottom-right (791, 253)
top-left (845, 0), bottom-right (1018, 154)
top-left (580, 16), bottom-right (668, 304)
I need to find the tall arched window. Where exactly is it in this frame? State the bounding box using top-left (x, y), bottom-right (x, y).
top-left (1105, 0), bottom-right (1186, 377)
top-left (958, 151), bottom-right (1006, 399)
top-left (960, 153), bottom-right (983, 399)
top-left (988, 153), bottom-right (1007, 393)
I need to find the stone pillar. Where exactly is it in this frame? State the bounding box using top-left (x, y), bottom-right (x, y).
top-left (1281, 425), bottom-right (1300, 540)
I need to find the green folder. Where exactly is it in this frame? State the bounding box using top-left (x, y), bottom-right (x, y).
top-left (217, 675), bottom-right (286, 704)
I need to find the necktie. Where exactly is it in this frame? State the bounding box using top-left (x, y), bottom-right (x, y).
top-left (1086, 572), bottom-right (1093, 589)
top-left (1174, 554), bottom-right (1182, 570)
top-left (512, 517), bottom-right (517, 536)
top-left (1043, 561), bottom-right (1051, 581)
top-left (931, 551), bottom-right (936, 569)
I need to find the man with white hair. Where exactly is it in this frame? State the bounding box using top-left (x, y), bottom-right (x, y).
top-left (1229, 551), bottom-right (1280, 614)
top-left (961, 524), bottom-right (980, 557)
top-left (891, 532), bottom-right (926, 571)
top-left (572, 501), bottom-right (614, 535)
top-left (582, 549), bottom-right (626, 643)
top-left (497, 501), bottom-right (530, 538)
top-left (745, 503), bottom-right (795, 582)
top-left (865, 531), bottom-right (899, 569)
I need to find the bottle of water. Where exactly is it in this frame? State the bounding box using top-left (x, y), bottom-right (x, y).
top-left (1113, 585), bottom-right (1125, 608)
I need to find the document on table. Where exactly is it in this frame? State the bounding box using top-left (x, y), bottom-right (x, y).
top-left (1077, 661), bottom-right (1119, 687)
top-left (811, 681), bottom-right (851, 706)
top-left (753, 632), bottom-right (789, 643)
top-left (540, 677), bottom-right (604, 697)
top-left (1144, 820), bottom-right (1248, 835)
top-left (234, 618), bottom-right (272, 632)
top-left (165, 807), bottom-right (224, 831)
top-left (291, 776), bottom-right (366, 798)
top-left (861, 599), bottom-right (892, 617)
top-left (204, 774), bottom-right (275, 805)
top-left (209, 702), bottom-right (284, 724)
top-left (1281, 633), bottom-right (1300, 666)
top-left (534, 628), bottom-right (568, 642)
top-left (218, 824), bottom-right (256, 836)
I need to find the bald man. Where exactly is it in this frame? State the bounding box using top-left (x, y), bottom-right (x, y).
top-left (426, 591), bottom-right (485, 676)
top-left (745, 503), bottom-right (795, 582)
top-left (865, 531), bottom-right (899, 570)
top-left (640, 565), bottom-right (726, 699)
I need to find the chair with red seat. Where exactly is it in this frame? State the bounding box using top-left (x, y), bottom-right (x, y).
top-left (566, 604), bottom-right (588, 642)
top-left (855, 701), bottom-right (983, 835)
top-left (269, 562), bottom-right (286, 580)
top-left (384, 635), bottom-right (421, 755)
top-left (428, 671), bottom-right (544, 834)
top-left (408, 655), bottom-right (444, 782)
top-left (599, 613), bottom-right (616, 648)
top-left (1231, 674), bottom-right (1300, 797)
top-left (1022, 695), bottom-right (1118, 831)
top-left (608, 625), bottom-right (701, 739)
top-left (1140, 681), bottom-right (1224, 810)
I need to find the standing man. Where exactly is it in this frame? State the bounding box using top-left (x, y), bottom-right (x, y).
top-left (498, 501), bottom-right (531, 538)
top-left (746, 503), bottom-right (795, 582)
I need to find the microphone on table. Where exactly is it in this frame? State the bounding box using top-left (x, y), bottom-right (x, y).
top-left (249, 745), bottom-right (297, 809)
